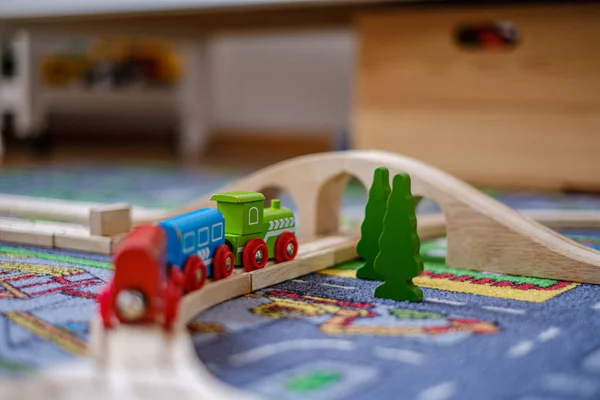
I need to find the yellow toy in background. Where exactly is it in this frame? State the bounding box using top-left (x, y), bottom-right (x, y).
top-left (41, 54), bottom-right (90, 86)
top-left (41, 37), bottom-right (181, 88)
top-left (130, 38), bottom-right (181, 84)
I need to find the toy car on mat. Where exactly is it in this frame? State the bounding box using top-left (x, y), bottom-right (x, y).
top-left (98, 191), bottom-right (298, 329)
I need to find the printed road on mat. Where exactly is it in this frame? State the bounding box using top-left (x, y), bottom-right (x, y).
top-left (2, 163), bottom-right (600, 399)
top-left (0, 229), bottom-right (599, 400)
top-left (191, 230), bottom-right (600, 400)
top-left (0, 245), bottom-right (113, 373)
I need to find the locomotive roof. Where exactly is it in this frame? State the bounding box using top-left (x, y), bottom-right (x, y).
top-left (210, 191), bottom-right (265, 204)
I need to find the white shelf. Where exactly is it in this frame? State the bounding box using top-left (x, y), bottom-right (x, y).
top-left (0, 80), bottom-right (20, 110)
top-left (41, 86), bottom-right (177, 115)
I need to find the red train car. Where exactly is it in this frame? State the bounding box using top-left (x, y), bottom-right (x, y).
top-left (98, 225), bottom-right (182, 329)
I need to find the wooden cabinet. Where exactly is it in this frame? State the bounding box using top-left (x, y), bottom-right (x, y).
top-left (353, 3), bottom-right (600, 190)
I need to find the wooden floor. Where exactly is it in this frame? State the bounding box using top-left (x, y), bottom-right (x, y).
top-left (1, 131), bottom-right (334, 169)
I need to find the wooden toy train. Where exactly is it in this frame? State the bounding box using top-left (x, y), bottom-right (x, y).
top-left (98, 191), bottom-right (298, 329)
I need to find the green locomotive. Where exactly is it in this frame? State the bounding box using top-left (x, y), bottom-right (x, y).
top-left (210, 191), bottom-right (298, 271)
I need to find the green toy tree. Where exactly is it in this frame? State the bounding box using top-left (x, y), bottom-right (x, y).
top-left (356, 167), bottom-right (391, 280)
top-left (373, 173), bottom-right (423, 302)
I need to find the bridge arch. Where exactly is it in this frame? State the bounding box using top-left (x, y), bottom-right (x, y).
top-left (315, 172), bottom-right (368, 237)
top-left (154, 150), bottom-right (600, 284)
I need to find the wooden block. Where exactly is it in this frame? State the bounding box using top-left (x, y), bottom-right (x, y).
top-left (414, 210), bottom-right (600, 241)
top-left (0, 227), bottom-right (54, 247)
top-left (87, 315), bottom-right (108, 364)
top-left (332, 240), bottom-right (359, 264)
top-left (177, 272), bottom-right (251, 326)
top-left (110, 233), bottom-right (129, 254)
top-left (247, 234), bottom-right (356, 291)
top-left (251, 250), bottom-right (334, 291)
top-left (0, 216), bottom-right (117, 254)
top-left (521, 210), bottom-right (600, 230)
top-left (0, 217), bottom-right (101, 250)
top-left (54, 233), bottom-right (112, 254)
top-left (0, 194), bottom-right (96, 224)
top-left (296, 234), bottom-right (354, 257)
top-left (417, 213), bottom-right (447, 239)
top-left (89, 203), bottom-right (132, 237)
top-left (0, 217), bottom-right (87, 234)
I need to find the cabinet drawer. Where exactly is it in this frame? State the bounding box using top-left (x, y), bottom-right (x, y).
top-left (354, 3), bottom-right (600, 190)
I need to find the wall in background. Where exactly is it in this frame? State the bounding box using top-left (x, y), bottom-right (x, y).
top-left (211, 30), bottom-right (354, 138)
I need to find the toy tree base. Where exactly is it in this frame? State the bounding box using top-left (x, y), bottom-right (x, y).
top-left (374, 281), bottom-right (423, 302)
top-left (356, 261), bottom-right (384, 281)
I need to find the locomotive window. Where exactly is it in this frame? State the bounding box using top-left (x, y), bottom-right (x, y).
top-left (182, 231), bottom-right (195, 253)
top-left (198, 227), bottom-right (209, 246)
top-left (212, 223), bottom-right (224, 241)
top-left (248, 207), bottom-right (259, 225)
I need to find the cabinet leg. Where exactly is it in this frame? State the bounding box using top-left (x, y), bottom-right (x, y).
top-left (176, 39), bottom-right (212, 163)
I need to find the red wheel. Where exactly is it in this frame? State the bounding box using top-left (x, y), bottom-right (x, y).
top-left (183, 255), bottom-right (207, 292)
top-left (242, 238), bottom-right (268, 272)
top-left (163, 279), bottom-right (181, 330)
top-left (275, 232), bottom-right (298, 263)
top-left (98, 283), bottom-right (114, 329)
top-left (213, 244), bottom-right (235, 280)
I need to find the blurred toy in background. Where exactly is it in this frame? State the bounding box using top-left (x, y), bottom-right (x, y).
top-left (455, 20), bottom-right (519, 50)
top-left (41, 55), bottom-right (89, 86)
top-left (41, 37), bottom-right (181, 89)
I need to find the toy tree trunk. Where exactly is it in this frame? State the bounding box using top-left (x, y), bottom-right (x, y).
top-left (373, 173), bottom-right (424, 302)
top-left (356, 167), bottom-right (391, 280)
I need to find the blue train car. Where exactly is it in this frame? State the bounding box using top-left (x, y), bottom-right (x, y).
top-left (158, 208), bottom-right (234, 289)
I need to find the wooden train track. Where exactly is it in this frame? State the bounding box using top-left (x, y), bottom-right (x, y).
top-left (2, 150), bottom-right (600, 283)
top-left (3, 234), bottom-right (361, 400)
top-left (1, 150), bottom-right (600, 399)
